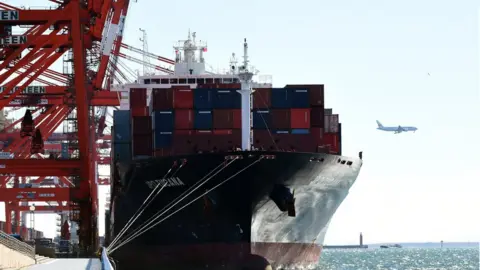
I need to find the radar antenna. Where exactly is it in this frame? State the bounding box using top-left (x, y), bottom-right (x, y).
top-left (139, 28), bottom-right (153, 75)
top-left (229, 53), bottom-right (238, 74)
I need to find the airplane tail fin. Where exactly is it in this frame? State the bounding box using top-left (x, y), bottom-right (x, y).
top-left (376, 120), bottom-right (383, 128)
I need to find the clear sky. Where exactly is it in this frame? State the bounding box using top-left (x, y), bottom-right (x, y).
top-left (1, 0), bottom-right (479, 244)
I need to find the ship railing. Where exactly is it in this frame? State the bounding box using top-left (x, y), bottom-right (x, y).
top-left (0, 230), bottom-right (35, 259)
top-left (101, 247), bottom-right (114, 270)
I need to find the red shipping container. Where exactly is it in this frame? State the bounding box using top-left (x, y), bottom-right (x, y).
top-left (290, 109), bottom-right (310, 128)
top-left (310, 107), bottom-right (324, 127)
top-left (213, 109), bottom-right (241, 129)
top-left (175, 130), bottom-right (195, 135)
top-left (271, 109), bottom-right (291, 129)
top-left (173, 89), bottom-right (194, 109)
top-left (154, 148), bottom-right (172, 157)
top-left (151, 88), bottom-right (173, 110)
top-left (253, 130), bottom-right (276, 151)
top-left (130, 88), bottom-right (147, 108)
top-left (132, 133), bottom-right (153, 156)
top-left (322, 133), bottom-right (339, 154)
top-left (175, 109), bottom-right (194, 129)
top-left (173, 134), bottom-right (195, 154)
top-left (311, 128), bottom-right (324, 144)
top-left (132, 116), bottom-right (152, 135)
top-left (213, 129), bottom-right (234, 135)
top-left (276, 134), bottom-right (315, 152)
top-left (131, 107), bottom-right (149, 117)
top-left (216, 130), bottom-right (241, 151)
top-left (253, 88), bottom-right (271, 109)
top-left (308, 85), bottom-right (324, 107)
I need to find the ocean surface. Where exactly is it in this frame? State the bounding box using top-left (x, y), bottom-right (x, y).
top-left (315, 247), bottom-right (479, 270)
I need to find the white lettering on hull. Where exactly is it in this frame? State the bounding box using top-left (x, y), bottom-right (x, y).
top-left (146, 177), bottom-right (185, 189)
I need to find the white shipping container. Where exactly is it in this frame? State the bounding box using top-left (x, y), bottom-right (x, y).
top-left (330, 114), bottom-right (339, 133)
top-left (324, 115), bottom-right (331, 132)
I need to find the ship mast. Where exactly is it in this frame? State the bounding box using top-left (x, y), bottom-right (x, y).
top-left (237, 38), bottom-right (253, 151)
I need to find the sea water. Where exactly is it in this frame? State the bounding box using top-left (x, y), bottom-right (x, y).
top-left (315, 247), bottom-right (479, 270)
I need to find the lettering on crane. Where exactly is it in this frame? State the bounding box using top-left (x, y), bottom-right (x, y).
top-left (145, 177), bottom-right (185, 189)
top-left (9, 98), bottom-right (48, 105)
top-left (0, 86), bottom-right (46, 94)
top-left (38, 193), bottom-right (55, 198)
top-left (0, 36), bottom-right (27, 45)
top-left (0, 152), bottom-right (13, 159)
top-left (0, 10), bottom-right (19, 21)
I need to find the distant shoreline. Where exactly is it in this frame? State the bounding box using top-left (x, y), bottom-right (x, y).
top-left (323, 242), bottom-right (479, 249)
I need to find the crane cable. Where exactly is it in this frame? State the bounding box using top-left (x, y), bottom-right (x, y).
top-left (108, 158), bottom-right (237, 252)
top-left (108, 160), bottom-right (185, 249)
top-left (108, 156), bottom-right (263, 254)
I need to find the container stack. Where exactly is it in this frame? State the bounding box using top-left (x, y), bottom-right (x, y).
top-left (252, 84), bottom-right (326, 152)
top-left (132, 116), bottom-right (152, 157)
top-left (149, 86), bottom-right (192, 156)
top-left (323, 108), bottom-right (340, 154)
top-left (112, 110), bottom-right (132, 161)
top-left (130, 88), bottom-right (148, 116)
top-left (114, 83), bottom-right (339, 157)
top-left (170, 84), bottom-right (241, 154)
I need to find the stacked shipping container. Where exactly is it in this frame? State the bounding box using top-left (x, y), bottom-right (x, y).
top-left (130, 88), bottom-right (148, 116)
top-left (113, 83), bottom-right (340, 157)
top-left (252, 85), bottom-right (329, 153)
top-left (0, 221), bottom-right (44, 240)
top-left (323, 108), bottom-right (340, 154)
top-left (145, 85), bottom-right (243, 156)
top-left (112, 110), bottom-right (132, 161)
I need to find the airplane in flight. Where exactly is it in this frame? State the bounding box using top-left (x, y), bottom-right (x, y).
top-left (376, 120), bottom-right (418, 134)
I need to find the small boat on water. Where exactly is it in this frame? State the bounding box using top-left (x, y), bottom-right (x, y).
top-left (380, 244), bottom-right (402, 249)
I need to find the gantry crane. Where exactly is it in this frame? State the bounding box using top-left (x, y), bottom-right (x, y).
top-left (0, 0), bottom-right (131, 255)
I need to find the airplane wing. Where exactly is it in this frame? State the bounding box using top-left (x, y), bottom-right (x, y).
top-left (395, 126), bottom-right (405, 134)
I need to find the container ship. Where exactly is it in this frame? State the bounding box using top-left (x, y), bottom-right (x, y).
top-left (105, 32), bottom-right (363, 270)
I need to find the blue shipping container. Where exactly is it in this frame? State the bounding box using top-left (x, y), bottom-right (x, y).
top-left (113, 143), bottom-right (132, 162)
top-left (212, 89), bottom-right (241, 109)
top-left (113, 123), bottom-right (132, 143)
top-left (113, 110), bottom-right (132, 143)
top-left (113, 110), bottom-right (131, 125)
top-left (252, 110), bottom-right (271, 129)
top-left (194, 110), bottom-right (213, 129)
top-left (291, 129), bottom-right (310, 134)
top-left (61, 143), bottom-right (69, 159)
top-left (153, 130), bottom-right (173, 149)
top-left (290, 89), bottom-right (309, 108)
top-left (152, 111), bottom-right (174, 132)
top-left (271, 88), bottom-right (291, 108)
top-left (193, 89), bottom-right (213, 109)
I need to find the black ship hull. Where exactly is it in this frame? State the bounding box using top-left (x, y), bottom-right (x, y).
top-left (107, 151), bottom-right (362, 269)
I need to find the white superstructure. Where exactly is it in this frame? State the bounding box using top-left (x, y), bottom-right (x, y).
top-left (110, 31), bottom-right (271, 107)
top-left (110, 31), bottom-right (271, 150)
